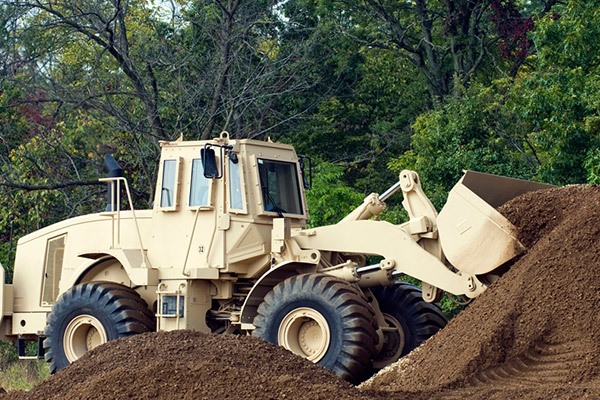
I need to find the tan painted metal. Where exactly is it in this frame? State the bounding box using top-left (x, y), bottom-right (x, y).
top-left (0, 265), bottom-right (9, 339)
top-left (277, 307), bottom-right (331, 362)
top-left (295, 219), bottom-right (488, 298)
top-left (10, 312), bottom-right (47, 336)
top-left (63, 314), bottom-right (108, 363)
top-left (438, 171), bottom-right (553, 275)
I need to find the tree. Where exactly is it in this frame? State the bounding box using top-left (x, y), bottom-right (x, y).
top-left (183, 0), bottom-right (323, 140)
top-left (276, 1), bottom-right (432, 196)
top-left (305, 162), bottom-right (364, 227)
top-left (391, 80), bottom-right (534, 207)
top-left (391, 0), bottom-right (600, 196)
top-left (14, 0), bottom-right (168, 139)
top-left (320, 0), bottom-right (560, 103)
top-left (1, 0), bottom-right (327, 205)
top-left (506, 0), bottom-right (600, 185)
top-left (320, 0), bottom-right (489, 102)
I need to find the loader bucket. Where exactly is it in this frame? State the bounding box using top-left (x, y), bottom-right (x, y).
top-left (437, 171), bottom-right (553, 275)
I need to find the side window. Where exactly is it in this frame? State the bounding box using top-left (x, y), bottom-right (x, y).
top-left (190, 158), bottom-right (210, 207)
top-left (41, 235), bottom-right (66, 305)
top-left (229, 158), bottom-right (244, 210)
top-left (160, 159), bottom-right (179, 209)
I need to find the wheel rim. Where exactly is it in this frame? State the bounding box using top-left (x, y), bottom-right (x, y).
top-left (373, 312), bottom-right (406, 369)
top-left (63, 314), bottom-right (108, 363)
top-left (278, 307), bottom-right (331, 362)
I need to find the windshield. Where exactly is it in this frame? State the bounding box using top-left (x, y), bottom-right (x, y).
top-left (258, 159), bottom-right (303, 215)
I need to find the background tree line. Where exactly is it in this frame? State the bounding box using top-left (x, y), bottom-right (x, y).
top-left (0, 0), bottom-right (598, 277)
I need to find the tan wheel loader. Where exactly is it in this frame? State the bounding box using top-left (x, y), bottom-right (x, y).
top-left (0, 133), bottom-right (552, 382)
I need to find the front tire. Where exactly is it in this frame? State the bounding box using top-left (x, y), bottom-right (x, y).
top-left (44, 281), bottom-right (155, 373)
top-left (371, 282), bottom-right (447, 369)
top-left (252, 273), bottom-right (378, 383)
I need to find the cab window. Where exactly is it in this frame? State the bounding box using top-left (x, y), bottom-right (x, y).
top-left (190, 158), bottom-right (210, 207)
top-left (160, 159), bottom-right (178, 209)
top-left (229, 158), bottom-right (244, 210)
top-left (258, 159), bottom-right (303, 215)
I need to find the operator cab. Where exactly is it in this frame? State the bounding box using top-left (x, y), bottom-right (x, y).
top-left (148, 133), bottom-right (309, 274)
top-left (199, 133), bottom-right (309, 219)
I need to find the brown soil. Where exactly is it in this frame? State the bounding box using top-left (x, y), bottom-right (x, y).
top-left (2, 184), bottom-right (599, 400)
top-left (362, 184), bottom-right (600, 399)
top-left (2, 331), bottom-right (378, 400)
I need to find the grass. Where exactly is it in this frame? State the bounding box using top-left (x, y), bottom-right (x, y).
top-left (0, 340), bottom-right (50, 392)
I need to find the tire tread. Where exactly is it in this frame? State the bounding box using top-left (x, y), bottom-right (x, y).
top-left (44, 281), bottom-right (155, 373)
top-left (253, 273), bottom-right (378, 383)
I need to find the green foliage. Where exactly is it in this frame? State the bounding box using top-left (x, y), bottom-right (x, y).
top-left (395, 276), bottom-right (463, 320)
top-left (305, 162), bottom-right (364, 228)
top-left (392, 0), bottom-right (600, 196)
top-left (283, 38), bottom-right (428, 194)
top-left (1, 122), bottom-right (102, 192)
top-left (437, 296), bottom-right (466, 320)
top-left (0, 340), bottom-right (17, 369)
top-left (584, 148), bottom-right (600, 184)
top-left (504, 1), bottom-right (600, 185)
top-left (390, 81), bottom-right (533, 208)
top-left (0, 361), bottom-right (49, 391)
top-left (0, 341), bottom-right (49, 391)
top-left (506, 69), bottom-right (595, 184)
top-left (0, 101), bottom-right (110, 278)
top-left (533, 1), bottom-right (600, 71)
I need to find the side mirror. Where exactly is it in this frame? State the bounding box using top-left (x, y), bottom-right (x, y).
top-left (201, 147), bottom-right (220, 179)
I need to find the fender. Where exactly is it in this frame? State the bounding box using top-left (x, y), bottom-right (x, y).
top-left (239, 261), bottom-right (317, 329)
top-left (63, 249), bottom-right (158, 290)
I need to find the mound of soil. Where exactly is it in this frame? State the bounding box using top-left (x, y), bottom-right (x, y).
top-left (362, 184), bottom-right (600, 399)
top-left (2, 184), bottom-right (599, 400)
top-left (1, 330), bottom-right (378, 400)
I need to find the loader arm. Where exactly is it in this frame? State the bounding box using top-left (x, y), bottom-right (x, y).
top-left (339, 170), bottom-right (443, 259)
top-left (293, 220), bottom-right (487, 298)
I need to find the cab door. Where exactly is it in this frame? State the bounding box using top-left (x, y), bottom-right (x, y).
top-left (148, 146), bottom-right (221, 278)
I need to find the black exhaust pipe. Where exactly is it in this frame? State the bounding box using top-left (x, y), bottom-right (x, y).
top-left (104, 154), bottom-right (123, 212)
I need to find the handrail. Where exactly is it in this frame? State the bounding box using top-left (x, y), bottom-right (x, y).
top-left (98, 177), bottom-right (148, 268)
top-left (156, 282), bottom-right (186, 330)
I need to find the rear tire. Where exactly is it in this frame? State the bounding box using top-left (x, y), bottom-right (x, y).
top-left (44, 281), bottom-right (155, 373)
top-left (252, 273), bottom-right (378, 383)
top-left (371, 282), bottom-right (447, 369)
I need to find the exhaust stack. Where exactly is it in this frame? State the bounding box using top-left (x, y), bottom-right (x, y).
top-left (104, 154), bottom-right (123, 212)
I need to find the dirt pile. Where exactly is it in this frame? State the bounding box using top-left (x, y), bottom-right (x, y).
top-left (363, 184), bottom-right (600, 399)
top-left (2, 184), bottom-right (599, 400)
top-left (1, 330), bottom-right (378, 400)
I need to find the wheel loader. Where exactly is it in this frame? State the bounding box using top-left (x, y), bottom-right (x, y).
top-left (0, 132), bottom-right (552, 382)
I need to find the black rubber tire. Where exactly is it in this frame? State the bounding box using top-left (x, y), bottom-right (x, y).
top-left (252, 273), bottom-right (378, 383)
top-left (44, 281), bottom-right (155, 373)
top-left (371, 282), bottom-right (447, 369)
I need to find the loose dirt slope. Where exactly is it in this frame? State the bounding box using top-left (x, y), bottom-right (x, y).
top-left (2, 330), bottom-right (378, 400)
top-left (2, 184), bottom-right (599, 400)
top-left (363, 184), bottom-right (600, 399)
